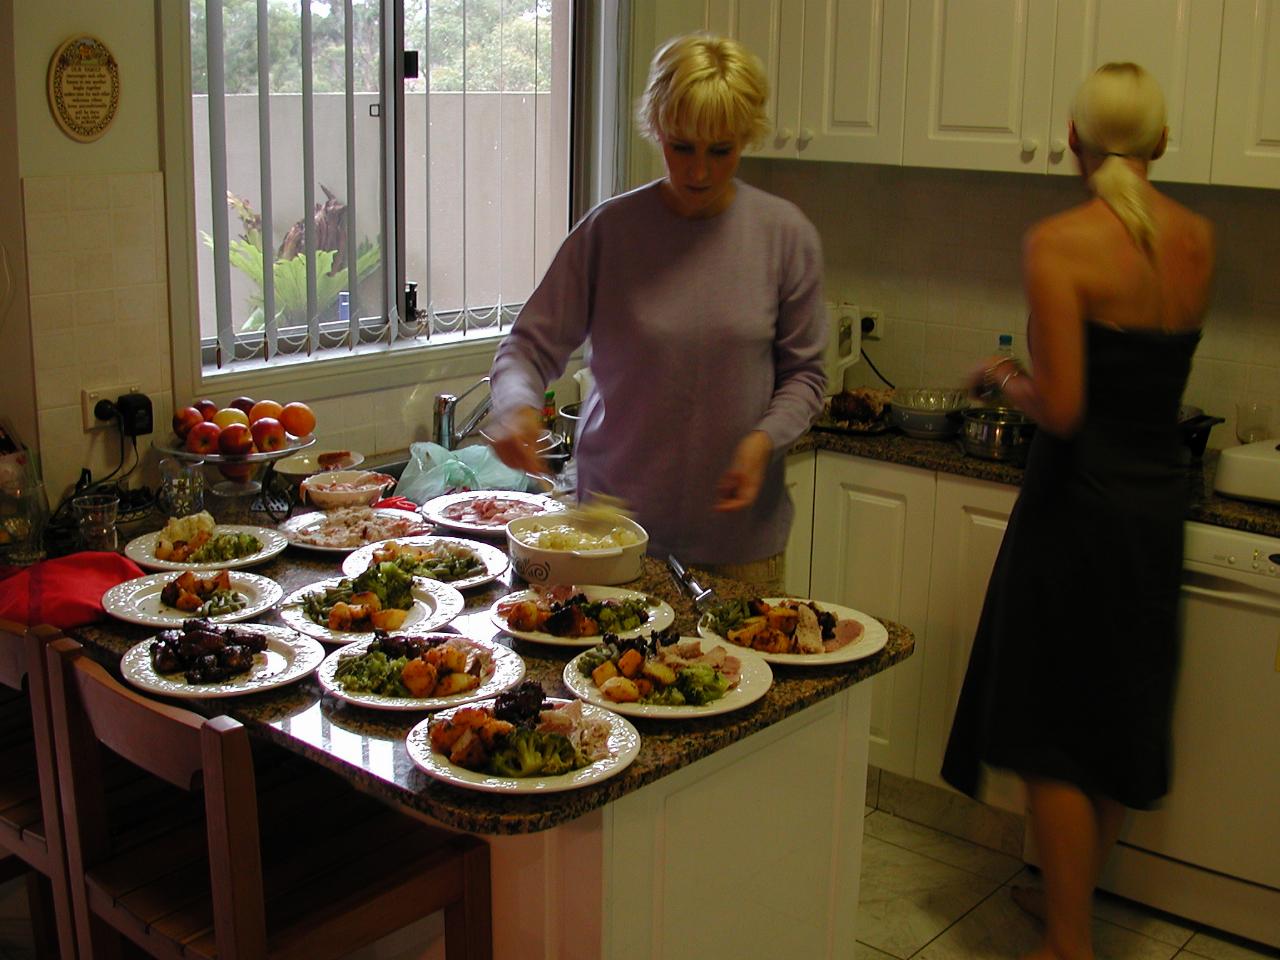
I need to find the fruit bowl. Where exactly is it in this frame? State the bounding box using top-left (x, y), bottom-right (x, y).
top-left (153, 436), bottom-right (316, 496)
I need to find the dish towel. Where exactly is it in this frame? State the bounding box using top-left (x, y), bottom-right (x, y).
top-left (0, 552), bottom-right (145, 629)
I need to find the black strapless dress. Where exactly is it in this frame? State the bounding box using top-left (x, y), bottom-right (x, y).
top-left (941, 323), bottom-right (1199, 809)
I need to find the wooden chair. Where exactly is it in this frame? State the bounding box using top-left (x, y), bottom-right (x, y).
top-left (0, 619), bottom-right (77, 959)
top-left (45, 636), bottom-right (491, 960)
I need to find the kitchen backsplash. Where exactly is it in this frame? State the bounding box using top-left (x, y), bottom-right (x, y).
top-left (740, 158), bottom-right (1280, 446)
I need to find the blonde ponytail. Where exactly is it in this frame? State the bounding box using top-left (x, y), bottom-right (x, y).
top-left (1071, 63), bottom-right (1167, 252)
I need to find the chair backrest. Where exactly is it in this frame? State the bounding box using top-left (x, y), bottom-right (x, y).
top-left (45, 637), bottom-right (269, 959)
top-left (0, 617), bottom-right (27, 691)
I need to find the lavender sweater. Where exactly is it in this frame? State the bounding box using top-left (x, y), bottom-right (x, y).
top-left (490, 180), bottom-right (826, 564)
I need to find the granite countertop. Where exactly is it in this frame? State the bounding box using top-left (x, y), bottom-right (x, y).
top-left (801, 427), bottom-right (1280, 540)
top-left (73, 502), bottom-right (914, 835)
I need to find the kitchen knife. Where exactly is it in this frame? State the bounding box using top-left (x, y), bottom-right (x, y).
top-left (666, 554), bottom-right (716, 610)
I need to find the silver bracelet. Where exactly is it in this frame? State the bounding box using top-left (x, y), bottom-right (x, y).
top-left (997, 366), bottom-right (1022, 390)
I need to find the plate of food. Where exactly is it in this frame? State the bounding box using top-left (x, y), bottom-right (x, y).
top-left (278, 507), bottom-right (431, 552)
top-left (119, 619), bottom-right (325, 698)
top-left (489, 585), bottom-right (675, 647)
top-left (280, 566), bottom-right (465, 644)
top-left (405, 681), bottom-right (640, 794)
top-left (562, 628), bottom-right (772, 719)
top-left (102, 570), bottom-right (283, 627)
top-left (814, 387), bottom-right (895, 435)
top-left (422, 491), bottom-right (565, 536)
top-left (316, 633), bottom-right (525, 712)
top-left (341, 535), bottom-right (508, 590)
top-left (124, 512), bottom-right (288, 571)
top-left (697, 597), bottom-right (889, 666)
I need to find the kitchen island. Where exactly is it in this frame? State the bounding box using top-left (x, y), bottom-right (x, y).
top-left (73, 500), bottom-right (914, 960)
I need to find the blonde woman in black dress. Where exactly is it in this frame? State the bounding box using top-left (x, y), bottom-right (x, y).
top-left (942, 64), bottom-right (1215, 960)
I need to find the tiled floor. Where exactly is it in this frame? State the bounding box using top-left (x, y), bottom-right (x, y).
top-left (856, 807), bottom-right (1280, 960)
top-left (3, 811), bottom-right (1277, 959)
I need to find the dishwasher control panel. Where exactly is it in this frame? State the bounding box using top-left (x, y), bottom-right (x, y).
top-left (1184, 521), bottom-right (1280, 581)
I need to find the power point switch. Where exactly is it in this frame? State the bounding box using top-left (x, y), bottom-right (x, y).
top-left (116, 393), bottom-right (154, 437)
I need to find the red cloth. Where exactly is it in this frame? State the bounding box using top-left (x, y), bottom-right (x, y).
top-left (373, 496), bottom-right (421, 512)
top-left (0, 552), bottom-right (145, 629)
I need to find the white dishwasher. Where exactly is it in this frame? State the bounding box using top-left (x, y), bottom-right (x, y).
top-left (1093, 521), bottom-right (1280, 947)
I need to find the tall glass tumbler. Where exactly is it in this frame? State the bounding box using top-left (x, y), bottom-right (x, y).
top-left (73, 493), bottom-right (119, 551)
top-left (0, 479), bottom-right (49, 565)
top-left (157, 457), bottom-right (205, 517)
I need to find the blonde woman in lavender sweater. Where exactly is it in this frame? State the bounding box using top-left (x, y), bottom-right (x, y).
top-left (488, 34), bottom-right (826, 589)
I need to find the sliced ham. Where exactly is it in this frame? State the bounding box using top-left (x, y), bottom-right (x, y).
top-left (826, 618), bottom-right (865, 652)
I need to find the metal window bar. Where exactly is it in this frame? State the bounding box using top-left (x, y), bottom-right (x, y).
top-left (205, 0), bottom-right (234, 366)
top-left (301, 1), bottom-right (318, 355)
top-left (344, 0), bottom-right (359, 350)
top-left (389, 0), bottom-right (405, 336)
top-left (256, 0), bottom-right (277, 361)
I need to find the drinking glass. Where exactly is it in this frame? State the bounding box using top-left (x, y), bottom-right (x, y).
top-left (0, 479), bottom-right (49, 565)
top-left (157, 457), bottom-right (204, 517)
top-left (1235, 401), bottom-right (1274, 445)
top-left (73, 493), bottom-right (120, 551)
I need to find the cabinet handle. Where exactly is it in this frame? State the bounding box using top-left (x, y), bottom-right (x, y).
top-left (798, 126), bottom-right (814, 145)
top-left (1020, 138), bottom-right (1039, 155)
top-left (776, 127), bottom-right (793, 145)
top-left (1050, 137), bottom-right (1067, 157)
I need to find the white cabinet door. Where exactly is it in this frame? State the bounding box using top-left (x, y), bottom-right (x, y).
top-left (796, 0), bottom-right (910, 163)
top-left (784, 449), bottom-right (816, 597)
top-left (1211, 0), bottom-right (1280, 188)
top-left (711, 0), bottom-right (908, 163)
top-left (1050, 0), bottom-right (1223, 183)
top-left (707, 0), bottom-right (806, 158)
top-left (811, 452), bottom-right (934, 776)
top-left (916, 474), bottom-right (1022, 812)
top-left (903, 0), bottom-right (1059, 172)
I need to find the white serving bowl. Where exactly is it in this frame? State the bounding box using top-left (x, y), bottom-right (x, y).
top-left (274, 449), bottom-right (365, 485)
top-left (299, 469), bottom-right (395, 508)
top-left (505, 512), bottom-right (648, 586)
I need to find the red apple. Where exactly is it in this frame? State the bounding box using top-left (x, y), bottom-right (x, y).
top-left (218, 422), bottom-right (255, 456)
top-left (172, 406), bottom-right (204, 440)
top-left (218, 462), bottom-right (254, 481)
top-left (249, 416), bottom-right (286, 452)
top-left (185, 420), bottom-right (221, 455)
top-left (228, 396), bottom-right (256, 415)
top-left (194, 399), bottom-right (219, 421)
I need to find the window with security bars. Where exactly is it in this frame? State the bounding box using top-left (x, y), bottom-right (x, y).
top-left (189, 0), bottom-right (572, 371)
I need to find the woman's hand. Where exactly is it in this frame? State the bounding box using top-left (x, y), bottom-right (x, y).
top-left (487, 406), bottom-right (545, 474)
top-left (966, 354), bottom-right (1020, 401)
top-left (714, 431), bottom-right (773, 512)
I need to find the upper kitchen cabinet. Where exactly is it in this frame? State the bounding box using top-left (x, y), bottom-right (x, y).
top-left (1210, 0), bottom-right (1280, 188)
top-left (903, 0), bottom-right (1060, 173)
top-left (1050, 0), bottom-right (1223, 183)
top-left (706, 0), bottom-right (910, 164)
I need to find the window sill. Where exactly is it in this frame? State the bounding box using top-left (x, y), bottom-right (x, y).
top-left (197, 336), bottom-right (503, 404)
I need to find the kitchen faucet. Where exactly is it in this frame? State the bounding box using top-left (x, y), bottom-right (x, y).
top-left (433, 376), bottom-right (492, 450)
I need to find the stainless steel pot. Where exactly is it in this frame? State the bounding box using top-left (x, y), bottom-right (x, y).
top-left (960, 408), bottom-right (1036, 463)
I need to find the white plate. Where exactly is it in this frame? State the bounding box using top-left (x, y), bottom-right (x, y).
top-left (119, 624), bottom-right (325, 699)
top-left (696, 599), bottom-right (890, 666)
top-left (488, 586), bottom-right (676, 648)
top-left (278, 508), bottom-right (431, 553)
top-left (340, 535), bottom-right (509, 591)
top-left (124, 525), bottom-right (289, 571)
top-left (562, 637), bottom-right (773, 719)
top-left (316, 634), bottom-right (525, 711)
top-left (406, 698), bottom-right (640, 794)
top-left (422, 491), bottom-right (566, 536)
top-left (279, 576), bottom-right (465, 645)
top-left (102, 571), bottom-right (284, 627)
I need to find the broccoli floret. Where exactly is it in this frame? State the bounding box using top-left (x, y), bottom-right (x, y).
top-left (486, 728), bottom-right (546, 778)
top-left (676, 663), bottom-right (730, 706)
top-left (352, 561), bottom-right (414, 610)
top-left (537, 734), bottom-right (581, 775)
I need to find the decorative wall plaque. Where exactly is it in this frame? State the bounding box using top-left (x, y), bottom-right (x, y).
top-left (47, 35), bottom-right (120, 143)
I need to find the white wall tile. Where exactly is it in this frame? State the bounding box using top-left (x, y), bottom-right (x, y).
top-left (74, 290), bottom-right (116, 326)
top-left (27, 253), bottom-right (74, 295)
top-left (109, 172), bottom-right (155, 210)
top-left (22, 177), bottom-right (68, 214)
top-left (29, 294), bottom-right (75, 332)
top-left (68, 175), bottom-right (112, 212)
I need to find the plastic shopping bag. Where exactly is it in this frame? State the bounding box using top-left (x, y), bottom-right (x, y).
top-left (393, 442), bottom-right (532, 504)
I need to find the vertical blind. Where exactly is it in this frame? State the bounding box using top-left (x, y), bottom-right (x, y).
top-left (192, 0), bottom-right (571, 370)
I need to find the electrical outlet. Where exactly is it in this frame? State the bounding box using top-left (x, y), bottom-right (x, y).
top-left (81, 385), bottom-right (142, 432)
top-left (861, 309), bottom-right (882, 341)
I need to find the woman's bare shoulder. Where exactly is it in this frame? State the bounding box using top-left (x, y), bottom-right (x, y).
top-left (1022, 200), bottom-right (1111, 258)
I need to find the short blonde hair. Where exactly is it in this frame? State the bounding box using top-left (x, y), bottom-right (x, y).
top-left (636, 34), bottom-right (770, 148)
top-left (1071, 62), bottom-right (1168, 250)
